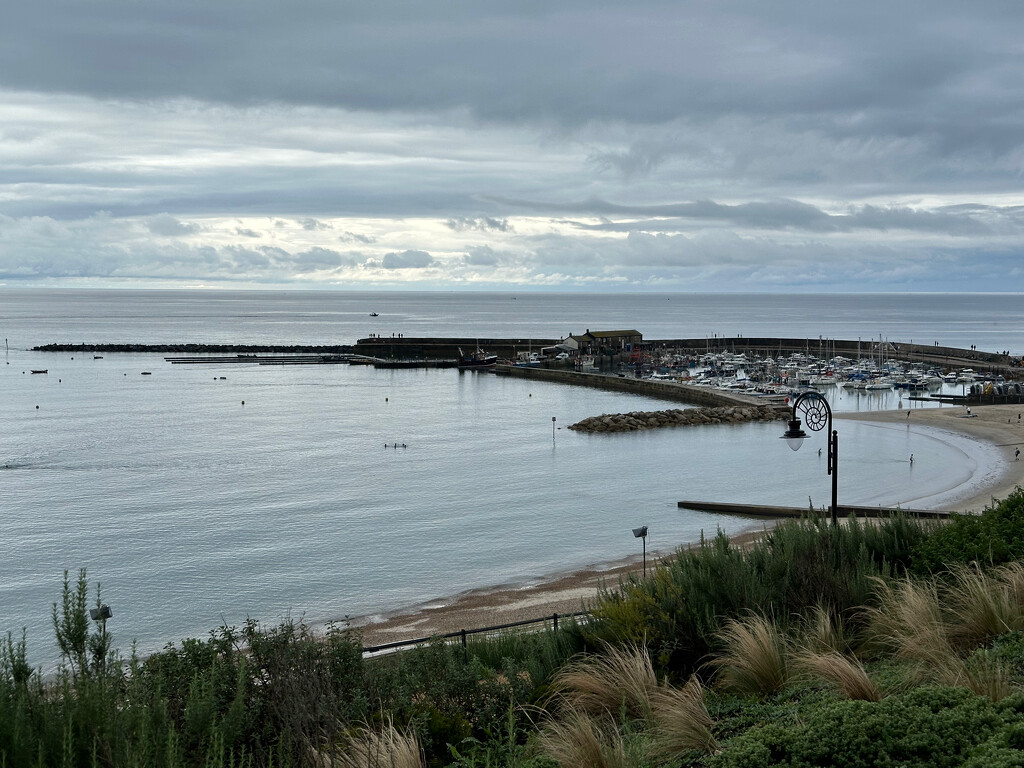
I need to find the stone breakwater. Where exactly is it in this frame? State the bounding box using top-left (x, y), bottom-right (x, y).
top-left (568, 404), bottom-right (788, 433)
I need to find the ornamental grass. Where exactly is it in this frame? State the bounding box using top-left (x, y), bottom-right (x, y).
top-left (548, 644), bottom-right (658, 721)
top-left (709, 614), bottom-right (789, 696)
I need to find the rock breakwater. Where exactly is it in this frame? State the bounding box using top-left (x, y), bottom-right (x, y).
top-left (568, 405), bottom-right (788, 433)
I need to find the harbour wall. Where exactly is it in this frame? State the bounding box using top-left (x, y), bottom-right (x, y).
top-left (493, 365), bottom-right (772, 409)
top-left (32, 336), bottom-right (1022, 380)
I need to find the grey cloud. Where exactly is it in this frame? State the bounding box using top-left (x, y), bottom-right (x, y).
top-left (464, 245), bottom-right (501, 266)
top-left (381, 250), bottom-right (433, 269)
top-left (146, 214), bottom-right (199, 236)
top-left (445, 217), bottom-right (511, 233)
top-left (340, 232), bottom-right (376, 245)
top-left (3, 0), bottom-right (1020, 134)
top-left (2, 2), bottom-right (1023, 292)
top-left (301, 218), bottom-right (332, 231)
top-left (588, 141), bottom-right (675, 179)
top-left (498, 197), bottom-right (1007, 237)
top-left (294, 247), bottom-right (353, 269)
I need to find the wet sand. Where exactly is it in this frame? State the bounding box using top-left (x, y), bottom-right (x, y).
top-left (353, 404), bottom-right (1024, 647)
top-left (840, 402), bottom-right (1024, 513)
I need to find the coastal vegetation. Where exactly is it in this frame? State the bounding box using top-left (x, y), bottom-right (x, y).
top-left (4, 489), bottom-right (1024, 767)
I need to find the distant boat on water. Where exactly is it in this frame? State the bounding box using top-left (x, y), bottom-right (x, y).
top-left (30, 369), bottom-right (47, 374)
top-left (457, 346), bottom-right (498, 370)
top-left (369, 312), bottom-right (379, 316)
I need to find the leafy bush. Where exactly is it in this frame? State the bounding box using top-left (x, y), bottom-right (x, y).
top-left (911, 488), bottom-right (1024, 574)
top-left (710, 686), bottom-right (1023, 768)
top-left (586, 514), bottom-right (929, 676)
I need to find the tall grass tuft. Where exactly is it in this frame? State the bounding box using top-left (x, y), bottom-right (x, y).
top-left (995, 561), bottom-right (1024, 617)
top-left (796, 604), bottom-right (847, 654)
top-left (331, 718), bottom-right (424, 768)
top-left (536, 706), bottom-right (628, 768)
top-left (862, 577), bottom-right (950, 663)
top-left (549, 644), bottom-right (658, 721)
top-left (710, 614), bottom-right (789, 696)
top-left (792, 650), bottom-right (883, 701)
top-left (647, 675), bottom-right (718, 757)
top-left (943, 564), bottom-right (1022, 651)
top-left (959, 650), bottom-right (1015, 702)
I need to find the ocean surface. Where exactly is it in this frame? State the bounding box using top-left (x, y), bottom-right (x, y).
top-left (1, 289), bottom-right (1020, 669)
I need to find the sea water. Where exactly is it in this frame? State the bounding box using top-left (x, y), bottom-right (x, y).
top-left (0, 289), bottom-right (1018, 668)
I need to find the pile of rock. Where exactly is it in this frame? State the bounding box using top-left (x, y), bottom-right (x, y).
top-left (568, 405), bottom-right (788, 433)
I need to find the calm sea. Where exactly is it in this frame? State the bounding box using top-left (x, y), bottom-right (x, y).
top-left (1, 289), bottom-right (1019, 669)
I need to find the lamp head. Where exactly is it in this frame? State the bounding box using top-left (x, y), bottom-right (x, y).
top-left (781, 418), bottom-right (808, 451)
top-left (632, 526), bottom-right (648, 539)
top-left (90, 605), bottom-right (112, 621)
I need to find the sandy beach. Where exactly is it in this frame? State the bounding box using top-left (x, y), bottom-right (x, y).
top-left (353, 403), bottom-right (1024, 647)
top-left (840, 402), bottom-right (1024, 513)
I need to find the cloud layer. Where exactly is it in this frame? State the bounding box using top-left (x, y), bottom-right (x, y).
top-left (1, 1), bottom-right (1022, 290)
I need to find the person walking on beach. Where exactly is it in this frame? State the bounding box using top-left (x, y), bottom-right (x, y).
top-left (910, 454), bottom-right (914, 465)
top-left (1016, 448), bottom-right (1020, 461)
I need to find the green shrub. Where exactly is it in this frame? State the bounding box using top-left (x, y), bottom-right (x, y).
top-left (709, 686), bottom-right (1021, 768)
top-left (585, 515), bottom-right (929, 677)
top-left (988, 631), bottom-right (1024, 680)
top-left (911, 488), bottom-right (1024, 574)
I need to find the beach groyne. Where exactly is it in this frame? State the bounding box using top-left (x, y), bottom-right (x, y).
top-left (568, 405), bottom-right (787, 433)
top-left (677, 499), bottom-right (953, 519)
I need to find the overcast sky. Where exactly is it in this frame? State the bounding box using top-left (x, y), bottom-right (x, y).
top-left (2, 1), bottom-right (1022, 291)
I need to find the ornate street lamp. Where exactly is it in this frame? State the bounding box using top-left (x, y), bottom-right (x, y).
top-left (781, 391), bottom-right (838, 525)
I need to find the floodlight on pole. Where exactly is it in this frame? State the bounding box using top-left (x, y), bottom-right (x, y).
top-left (632, 525), bottom-right (648, 577)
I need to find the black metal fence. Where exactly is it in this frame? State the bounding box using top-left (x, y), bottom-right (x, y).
top-left (361, 611), bottom-right (590, 659)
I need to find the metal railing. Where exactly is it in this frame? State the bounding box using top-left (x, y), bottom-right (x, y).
top-left (361, 611), bottom-right (590, 659)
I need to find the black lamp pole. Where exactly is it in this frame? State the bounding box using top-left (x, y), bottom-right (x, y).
top-left (632, 526), bottom-right (648, 577)
top-left (782, 391), bottom-right (838, 525)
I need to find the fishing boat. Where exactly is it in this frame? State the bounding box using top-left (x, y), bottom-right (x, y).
top-left (30, 369), bottom-right (47, 374)
top-left (457, 347), bottom-right (498, 370)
